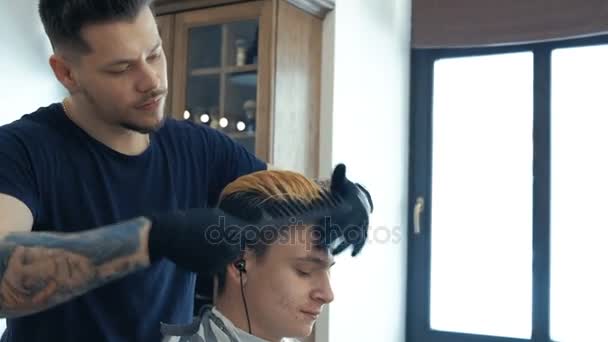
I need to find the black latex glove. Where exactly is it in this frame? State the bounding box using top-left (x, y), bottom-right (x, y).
top-left (324, 164), bottom-right (374, 256)
top-left (147, 208), bottom-right (248, 275)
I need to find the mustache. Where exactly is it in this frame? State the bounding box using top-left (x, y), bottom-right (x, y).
top-left (135, 88), bottom-right (168, 107)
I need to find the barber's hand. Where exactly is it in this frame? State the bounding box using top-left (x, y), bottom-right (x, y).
top-left (146, 208), bottom-right (248, 274)
top-left (325, 164), bottom-right (373, 256)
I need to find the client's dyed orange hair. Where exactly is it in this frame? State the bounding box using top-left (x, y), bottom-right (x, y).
top-left (219, 170), bottom-right (324, 206)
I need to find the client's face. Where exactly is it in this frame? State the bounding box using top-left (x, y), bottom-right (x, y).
top-left (246, 227), bottom-right (335, 340)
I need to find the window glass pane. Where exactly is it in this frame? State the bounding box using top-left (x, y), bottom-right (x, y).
top-left (186, 74), bottom-right (220, 123)
top-left (430, 52), bottom-right (533, 339)
top-left (225, 71), bottom-right (257, 155)
top-left (225, 20), bottom-right (258, 67)
top-left (188, 25), bottom-right (222, 69)
top-left (551, 44), bottom-right (608, 342)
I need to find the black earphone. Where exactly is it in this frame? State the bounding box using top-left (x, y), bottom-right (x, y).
top-left (234, 259), bottom-right (247, 273)
top-left (235, 258), bottom-right (252, 334)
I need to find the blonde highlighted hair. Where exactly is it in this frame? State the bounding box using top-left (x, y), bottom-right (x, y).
top-left (219, 170), bottom-right (325, 209)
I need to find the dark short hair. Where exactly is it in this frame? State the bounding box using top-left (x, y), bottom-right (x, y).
top-left (39, 0), bottom-right (154, 54)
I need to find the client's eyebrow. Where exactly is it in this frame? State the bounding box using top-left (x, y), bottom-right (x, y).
top-left (294, 256), bottom-right (336, 268)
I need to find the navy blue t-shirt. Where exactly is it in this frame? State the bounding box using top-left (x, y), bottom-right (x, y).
top-left (0, 103), bottom-right (266, 342)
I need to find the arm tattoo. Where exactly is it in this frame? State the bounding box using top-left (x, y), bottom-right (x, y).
top-left (0, 217), bottom-right (151, 318)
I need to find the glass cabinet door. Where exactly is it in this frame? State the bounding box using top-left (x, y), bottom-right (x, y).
top-left (180, 19), bottom-right (259, 155)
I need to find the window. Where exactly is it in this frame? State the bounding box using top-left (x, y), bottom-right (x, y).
top-left (550, 45), bottom-right (608, 342)
top-left (407, 36), bottom-right (608, 342)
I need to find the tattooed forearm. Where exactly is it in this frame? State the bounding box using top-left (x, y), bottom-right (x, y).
top-left (0, 217), bottom-right (152, 318)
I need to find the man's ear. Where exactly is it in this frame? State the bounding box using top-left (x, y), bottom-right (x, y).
top-left (49, 54), bottom-right (81, 94)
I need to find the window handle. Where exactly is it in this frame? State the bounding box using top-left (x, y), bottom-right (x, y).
top-left (413, 196), bottom-right (425, 235)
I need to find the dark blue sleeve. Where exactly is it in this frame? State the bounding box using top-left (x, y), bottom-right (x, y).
top-left (203, 126), bottom-right (266, 206)
top-left (0, 126), bottom-right (41, 220)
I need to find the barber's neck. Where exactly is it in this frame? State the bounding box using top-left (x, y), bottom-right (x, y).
top-left (215, 291), bottom-right (282, 342)
top-left (64, 96), bottom-right (149, 156)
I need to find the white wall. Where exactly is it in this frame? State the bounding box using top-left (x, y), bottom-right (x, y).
top-left (317, 0), bottom-right (411, 341)
top-left (0, 0), bottom-right (65, 333)
top-left (0, 0), bottom-right (66, 125)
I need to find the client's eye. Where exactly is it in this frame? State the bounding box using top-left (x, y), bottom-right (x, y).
top-left (296, 269), bottom-right (311, 277)
top-left (108, 68), bottom-right (129, 75)
top-left (147, 52), bottom-right (162, 61)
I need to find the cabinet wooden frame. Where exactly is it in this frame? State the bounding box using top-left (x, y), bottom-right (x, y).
top-left (171, 1), bottom-right (273, 160)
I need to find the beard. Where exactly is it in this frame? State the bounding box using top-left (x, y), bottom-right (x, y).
top-left (82, 87), bottom-right (169, 134)
top-left (120, 110), bottom-right (168, 134)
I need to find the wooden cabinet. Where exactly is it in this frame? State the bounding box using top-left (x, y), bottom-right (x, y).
top-left (155, 0), bottom-right (334, 176)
